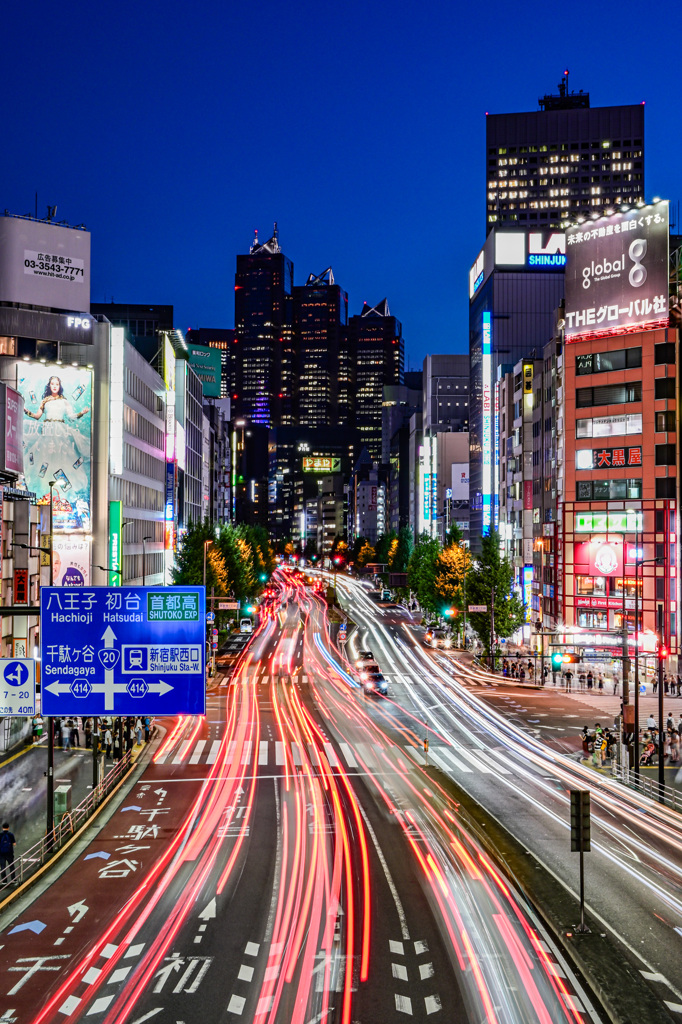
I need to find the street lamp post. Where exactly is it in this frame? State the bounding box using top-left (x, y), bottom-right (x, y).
top-left (203, 539), bottom-right (213, 591)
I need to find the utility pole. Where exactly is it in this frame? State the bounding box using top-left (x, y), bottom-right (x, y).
top-left (658, 603), bottom-right (665, 802)
top-left (490, 585), bottom-right (495, 673)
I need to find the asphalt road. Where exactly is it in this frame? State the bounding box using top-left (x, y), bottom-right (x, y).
top-left (0, 575), bottom-right (603, 1024)
top-left (334, 573), bottom-right (682, 1019)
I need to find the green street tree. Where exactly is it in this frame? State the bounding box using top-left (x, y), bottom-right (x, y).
top-left (375, 530), bottom-right (397, 567)
top-left (355, 541), bottom-right (376, 569)
top-left (466, 530), bottom-right (524, 661)
top-left (407, 533), bottom-right (441, 614)
top-left (434, 543), bottom-right (471, 615)
top-left (391, 526), bottom-right (414, 573)
top-left (172, 519), bottom-right (226, 590)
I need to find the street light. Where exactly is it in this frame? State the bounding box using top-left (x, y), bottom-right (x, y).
top-left (94, 565), bottom-right (122, 577)
top-left (142, 536), bottom-right (152, 586)
top-left (203, 539), bottom-right (213, 590)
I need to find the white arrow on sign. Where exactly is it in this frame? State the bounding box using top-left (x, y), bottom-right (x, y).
top-left (44, 682), bottom-right (72, 696)
top-left (99, 626), bottom-right (120, 710)
top-left (198, 898), bottom-right (216, 921)
top-left (68, 900), bottom-right (89, 924)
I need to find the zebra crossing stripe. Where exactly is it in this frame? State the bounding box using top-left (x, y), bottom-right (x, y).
top-left (240, 741), bottom-right (252, 765)
top-left (291, 742), bottom-right (303, 766)
top-left (308, 744), bottom-right (320, 767)
top-left (189, 740), bottom-right (206, 764)
top-left (275, 742), bottom-right (285, 765)
top-left (477, 750), bottom-right (512, 775)
top-left (434, 746), bottom-right (473, 774)
top-left (173, 740), bottom-right (192, 764)
top-left (339, 743), bottom-right (358, 768)
top-left (206, 740), bottom-right (221, 764)
top-left (226, 740), bottom-right (237, 764)
top-left (323, 743), bottom-right (339, 767)
top-left (453, 745), bottom-right (494, 773)
top-left (428, 748), bottom-right (459, 776)
top-left (259, 741), bottom-right (269, 765)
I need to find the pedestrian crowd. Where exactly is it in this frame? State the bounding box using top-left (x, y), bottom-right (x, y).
top-left (580, 723), bottom-right (619, 767)
top-left (30, 715), bottom-right (152, 758)
top-left (637, 711), bottom-right (682, 766)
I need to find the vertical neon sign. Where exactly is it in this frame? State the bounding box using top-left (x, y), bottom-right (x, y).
top-left (481, 312), bottom-right (492, 531)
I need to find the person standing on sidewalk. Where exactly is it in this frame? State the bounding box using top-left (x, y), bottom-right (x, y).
top-left (564, 669), bottom-right (573, 692)
top-left (104, 726), bottom-right (113, 759)
top-left (0, 823), bottom-right (16, 885)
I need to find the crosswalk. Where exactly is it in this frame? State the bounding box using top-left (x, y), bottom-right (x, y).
top-left (155, 736), bottom-right (514, 776)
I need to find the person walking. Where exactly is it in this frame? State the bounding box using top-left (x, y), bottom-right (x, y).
top-left (70, 720), bottom-right (80, 748)
top-left (671, 730), bottom-right (680, 765)
top-left (587, 670), bottom-right (594, 690)
top-left (104, 726), bottom-right (113, 759)
top-left (0, 823), bottom-right (17, 885)
top-left (564, 669), bottom-right (573, 692)
top-left (62, 720), bottom-right (71, 752)
top-left (613, 675), bottom-right (620, 695)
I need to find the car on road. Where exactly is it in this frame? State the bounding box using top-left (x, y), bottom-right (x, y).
top-left (362, 670), bottom-right (388, 696)
top-left (355, 651), bottom-right (374, 666)
top-left (424, 628), bottom-right (452, 649)
top-left (358, 661), bottom-right (381, 680)
top-left (239, 618), bottom-right (253, 634)
top-left (381, 589), bottom-right (391, 601)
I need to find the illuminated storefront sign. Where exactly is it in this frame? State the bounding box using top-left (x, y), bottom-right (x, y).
top-left (522, 565), bottom-right (533, 622)
top-left (482, 312), bottom-right (492, 531)
top-left (575, 536), bottom-right (624, 577)
top-left (54, 535), bottom-right (91, 587)
top-left (575, 446), bottom-right (642, 470)
top-left (575, 511), bottom-right (643, 533)
top-left (110, 326), bottom-right (125, 476)
top-left (108, 500), bottom-right (123, 587)
top-left (302, 456), bottom-right (341, 473)
top-left (469, 249), bottom-right (485, 298)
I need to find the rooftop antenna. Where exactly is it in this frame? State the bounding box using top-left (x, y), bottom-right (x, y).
top-left (47, 205), bottom-right (57, 222)
top-left (559, 69), bottom-right (569, 97)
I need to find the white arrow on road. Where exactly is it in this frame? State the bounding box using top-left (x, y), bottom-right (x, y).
top-left (67, 900), bottom-right (89, 924)
top-left (198, 898), bottom-right (216, 921)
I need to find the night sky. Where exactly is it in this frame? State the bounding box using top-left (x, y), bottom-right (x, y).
top-left (5, 0), bottom-right (681, 367)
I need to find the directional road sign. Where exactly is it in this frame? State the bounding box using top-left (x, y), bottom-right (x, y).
top-left (0, 659), bottom-right (36, 716)
top-left (40, 586), bottom-right (206, 715)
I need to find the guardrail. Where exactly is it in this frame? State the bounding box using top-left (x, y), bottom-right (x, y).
top-left (610, 760), bottom-right (681, 812)
top-left (0, 750), bottom-right (134, 891)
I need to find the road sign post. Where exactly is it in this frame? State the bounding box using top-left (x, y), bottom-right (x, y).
top-left (0, 658), bottom-right (36, 716)
top-left (40, 586), bottom-right (206, 716)
top-left (570, 789), bottom-right (591, 933)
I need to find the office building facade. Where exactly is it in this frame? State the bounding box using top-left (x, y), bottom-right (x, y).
top-left (348, 300), bottom-right (404, 462)
top-left (293, 268), bottom-right (348, 428)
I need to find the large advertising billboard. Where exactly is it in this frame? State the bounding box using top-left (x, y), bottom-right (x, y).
top-left (187, 345), bottom-right (222, 398)
top-left (0, 217), bottom-right (90, 311)
top-left (16, 363), bottom-right (93, 532)
top-left (302, 456), bottom-right (341, 473)
top-left (565, 201), bottom-right (669, 343)
top-left (481, 312), bottom-right (492, 531)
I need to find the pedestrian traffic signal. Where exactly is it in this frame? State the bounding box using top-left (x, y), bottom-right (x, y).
top-left (551, 652), bottom-right (564, 670)
top-left (570, 789), bottom-right (591, 852)
top-left (659, 644), bottom-right (669, 660)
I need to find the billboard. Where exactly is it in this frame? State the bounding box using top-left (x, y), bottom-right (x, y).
top-left (481, 312), bottom-right (492, 531)
top-left (16, 363), bottom-right (93, 532)
top-left (0, 383), bottom-right (24, 475)
top-left (109, 500), bottom-right (123, 587)
top-left (575, 536), bottom-right (624, 577)
top-left (188, 345), bottom-right (222, 398)
top-left (53, 535), bottom-right (91, 586)
top-left (0, 217), bottom-right (90, 311)
top-left (565, 201), bottom-right (669, 343)
top-left (450, 463), bottom-right (469, 501)
top-left (302, 456), bottom-right (341, 473)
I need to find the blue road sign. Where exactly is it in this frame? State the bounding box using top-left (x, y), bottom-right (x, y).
top-left (40, 587), bottom-right (206, 716)
top-left (0, 659), bottom-right (36, 716)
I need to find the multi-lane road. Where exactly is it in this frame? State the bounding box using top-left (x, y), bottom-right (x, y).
top-left (1, 568), bottom-right (680, 1022)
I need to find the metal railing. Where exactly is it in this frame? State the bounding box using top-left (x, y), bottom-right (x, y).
top-left (0, 750), bottom-right (134, 891)
top-left (610, 760), bottom-right (681, 812)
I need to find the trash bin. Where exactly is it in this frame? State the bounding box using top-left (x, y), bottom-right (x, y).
top-left (54, 784), bottom-right (72, 823)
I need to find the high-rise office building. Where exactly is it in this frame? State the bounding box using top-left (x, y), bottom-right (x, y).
top-left (233, 225), bottom-right (294, 428)
top-left (348, 299), bottom-right (404, 462)
top-left (186, 327), bottom-right (235, 399)
top-left (423, 354), bottom-right (469, 433)
top-left (486, 74), bottom-right (645, 231)
top-left (293, 268), bottom-right (348, 427)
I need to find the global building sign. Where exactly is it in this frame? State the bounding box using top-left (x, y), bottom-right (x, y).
top-left (565, 201), bottom-right (669, 343)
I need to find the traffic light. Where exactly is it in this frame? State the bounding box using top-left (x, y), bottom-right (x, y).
top-left (551, 652), bottom-right (564, 670)
top-left (659, 644), bottom-right (669, 661)
top-left (570, 790), bottom-right (591, 852)
top-left (563, 653), bottom-right (579, 663)
top-left (442, 607), bottom-right (455, 618)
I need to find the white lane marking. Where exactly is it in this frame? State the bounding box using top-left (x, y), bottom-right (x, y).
top-left (664, 1002), bottom-right (682, 1013)
top-left (395, 994), bottom-right (413, 1014)
top-left (206, 740), bottom-right (221, 764)
top-left (323, 743), bottom-right (339, 767)
top-left (110, 966), bottom-right (131, 984)
top-left (130, 1011), bottom-right (163, 1024)
top-left (59, 996), bottom-right (81, 1015)
top-left (419, 963), bottom-right (434, 980)
top-left (389, 940), bottom-right (404, 955)
top-left (640, 971), bottom-right (671, 984)
top-left (259, 741), bottom-right (269, 765)
top-left (392, 963), bottom-right (408, 980)
top-left (291, 743), bottom-right (302, 766)
top-left (433, 746), bottom-right (472, 774)
top-left (83, 967), bottom-right (102, 985)
top-left (244, 941), bottom-right (260, 956)
top-left (87, 996), bottom-right (114, 1015)
top-left (275, 742), bottom-right (285, 765)
top-left (414, 940), bottom-right (429, 955)
top-left (189, 740), bottom-right (206, 764)
top-left (101, 944), bottom-right (118, 959)
top-left (227, 994), bottom-right (246, 1015)
top-left (477, 749), bottom-right (512, 775)
top-left (238, 965), bottom-right (254, 982)
top-left (339, 743), bottom-right (358, 768)
top-left (428, 748), bottom-right (462, 777)
top-left (241, 741), bottom-right (253, 765)
top-left (452, 745), bottom-right (494, 773)
top-left (424, 994), bottom-right (442, 1014)
top-left (173, 740), bottom-right (192, 764)
top-left (256, 996), bottom-right (274, 1013)
top-left (125, 943), bottom-right (144, 959)
top-left (308, 744), bottom-right (320, 767)
top-left (410, 747), bottom-right (426, 765)
top-left (226, 740), bottom-right (237, 764)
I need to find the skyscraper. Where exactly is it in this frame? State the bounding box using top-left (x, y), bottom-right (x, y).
top-left (486, 74), bottom-right (645, 232)
top-left (348, 299), bottom-right (404, 462)
top-left (293, 268), bottom-right (348, 427)
top-left (233, 225), bottom-right (294, 427)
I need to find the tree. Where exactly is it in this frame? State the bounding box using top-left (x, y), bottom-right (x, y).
top-left (434, 543), bottom-right (471, 616)
top-left (351, 535), bottom-right (369, 563)
top-left (466, 530), bottom-right (524, 663)
top-left (391, 526), bottom-right (414, 573)
top-left (330, 535), bottom-right (348, 558)
top-left (355, 541), bottom-right (376, 569)
top-left (172, 519), bottom-right (226, 590)
top-left (407, 533), bottom-right (441, 614)
top-left (375, 530), bottom-right (397, 567)
top-left (387, 536), bottom-right (399, 568)
top-left (445, 522), bottom-right (463, 547)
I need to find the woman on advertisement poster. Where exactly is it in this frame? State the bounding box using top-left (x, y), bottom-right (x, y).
top-left (20, 369), bottom-right (92, 531)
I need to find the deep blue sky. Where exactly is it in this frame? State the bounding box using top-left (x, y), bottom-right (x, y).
top-left (5, 0), bottom-right (680, 368)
